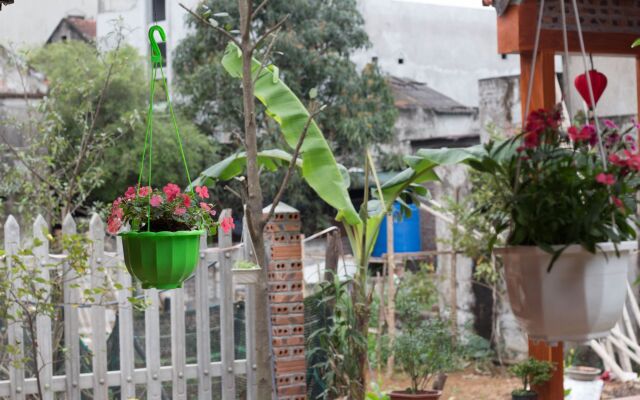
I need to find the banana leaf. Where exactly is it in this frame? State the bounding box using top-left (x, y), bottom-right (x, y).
top-left (221, 42), bottom-right (360, 225)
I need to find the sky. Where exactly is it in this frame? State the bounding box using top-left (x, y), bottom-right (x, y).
top-left (398, 0), bottom-right (489, 9)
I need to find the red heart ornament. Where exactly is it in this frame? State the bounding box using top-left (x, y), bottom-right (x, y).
top-left (574, 69), bottom-right (607, 109)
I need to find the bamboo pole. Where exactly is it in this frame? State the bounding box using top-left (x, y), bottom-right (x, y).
top-left (385, 212), bottom-right (396, 376)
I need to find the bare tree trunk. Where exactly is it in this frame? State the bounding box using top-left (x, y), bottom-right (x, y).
top-left (238, 0), bottom-right (274, 397)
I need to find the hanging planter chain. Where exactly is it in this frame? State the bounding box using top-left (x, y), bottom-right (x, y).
top-left (137, 25), bottom-right (195, 232)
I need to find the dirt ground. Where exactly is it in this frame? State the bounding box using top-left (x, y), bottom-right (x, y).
top-left (376, 368), bottom-right (640, 399)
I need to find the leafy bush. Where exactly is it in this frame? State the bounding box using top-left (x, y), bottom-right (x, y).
top-left (394, 318), bottom-right (456, 393)
top-left (509, 358), bottom-right (555, 395)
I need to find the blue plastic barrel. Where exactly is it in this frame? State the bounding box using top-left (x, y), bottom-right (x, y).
top-left (372, 202), bottom-right (421, 257)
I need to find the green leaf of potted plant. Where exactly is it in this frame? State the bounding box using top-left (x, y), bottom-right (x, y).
top-left (108, 183), bottom-right (234, 289)
top-left (390, 318), bottom-right (455, 400)
top-left (416, 108), bottom-right (640, 342)
top-left (509, 358), bottom-right (555, 400)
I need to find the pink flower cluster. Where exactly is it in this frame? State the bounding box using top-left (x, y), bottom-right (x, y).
top-left (107, 183), bottom-right (232, 235)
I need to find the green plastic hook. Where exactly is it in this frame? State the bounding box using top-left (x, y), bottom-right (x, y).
top-left (148, 25), bottom-right (166, 65)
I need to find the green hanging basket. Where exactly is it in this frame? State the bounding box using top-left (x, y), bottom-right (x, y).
top-left (120, 230), bottom-right (203, 289)
top-left (118, 25), bottom-right (205, 289)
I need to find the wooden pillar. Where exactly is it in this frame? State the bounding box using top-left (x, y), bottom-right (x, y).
top-left (519, 49), bottom-right (565, 400)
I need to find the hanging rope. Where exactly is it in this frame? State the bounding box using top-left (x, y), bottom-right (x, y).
top-left (136, 25), bottom-right (194, 231)
top-left (523, 0), bottom-right (546, 120)
top-left (559, 0), bottom-right (573, 119)
top-left (570, 0), bottom-right (608, 169)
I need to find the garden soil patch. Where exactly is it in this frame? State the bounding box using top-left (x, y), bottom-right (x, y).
top-left (377, 368), bottom-right (640, 399)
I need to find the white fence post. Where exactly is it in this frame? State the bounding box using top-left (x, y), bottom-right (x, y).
top-left (145, 288), bottom-right (162, 399)
top-left (33, 215), bottom-right (53, 400)
top-left (219, 210), bottom-right (237, 400)
top-left (196, 231), bottom-right (212, 400)
top-left (116, 236), bottom-right (136, 400)
top-left (62, 213), bottom-right (81, 400)
top-left (89, 214), bottom-right (108, 399)
top-left (5, 215), bottom-right (25, 400)
top-left (171, 286), bottom-right (187, 399)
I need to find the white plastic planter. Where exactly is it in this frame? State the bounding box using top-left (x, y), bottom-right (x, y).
top-left (496, 241), bottom-right (636, 343)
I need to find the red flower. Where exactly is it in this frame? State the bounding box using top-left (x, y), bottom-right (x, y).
top-left (612, 196), bottom-right (624, 209)
top-left (181, 193), bottom-right (191, 208)
top-left (609, 154), bottom-right (626, 167)
top-left (195, 186), bottom-right (209, 199)
top-left (125, 186), bottom-right (137, 200)
top-left (524, 131), bottom-right (540, 148)
top-left (221, 217), bottom-right (235, 234)
top-left (150, 195), bottom-right (163, 207)
top-left (596, 173), bottom-right (616, 186)
top-left (173, 207), bottom-right (187, 216)
top-left (624, 150), bottom-right (640, 171)
top-left (111, 207), bottom-right (123, 220)
top-left (163, 183), bottom-right (181, 202)
top-left (138, 186), bottom-right (151, 197)
top-left (568, 125), bottom-right (593, 142)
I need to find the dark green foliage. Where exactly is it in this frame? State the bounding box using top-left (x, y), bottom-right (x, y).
top-left (509, 358), bottom-right (555, 395)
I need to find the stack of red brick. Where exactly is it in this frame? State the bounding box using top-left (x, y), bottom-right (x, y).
top-left (265, 207), bottom-right (306, 400)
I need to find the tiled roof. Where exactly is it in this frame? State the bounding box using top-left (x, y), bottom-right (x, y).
top-left (67, 16), bottom-right (96, 40)
top-left (388, 76), bottom-right (475, 114)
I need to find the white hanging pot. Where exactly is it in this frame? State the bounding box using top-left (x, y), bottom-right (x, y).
top-left (496, 241), bottom-right (636, 343)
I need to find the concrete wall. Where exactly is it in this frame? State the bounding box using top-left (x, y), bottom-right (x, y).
top-left (352, 0), bottom-right (521, 108)
top-left (97, 0), bottom-right (200, 87)
top-left (0, 0), bottom-right (97, 47)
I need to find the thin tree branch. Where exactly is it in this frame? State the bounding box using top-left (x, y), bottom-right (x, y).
top-left (179, 3), bottom-right (241, 47)
top-left (251, 15), bottom-right (289, 53)
top-left (252, 26), bottom-right (281, 85)
top-left (262, 103), bottom-right (323, 225)
top-left (251, 0), bottom-right (269, 20)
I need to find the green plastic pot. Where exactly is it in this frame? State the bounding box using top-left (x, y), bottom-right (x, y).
top-left (120, 230), bottom-right (203, 289)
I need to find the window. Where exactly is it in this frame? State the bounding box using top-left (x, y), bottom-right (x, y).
top-left (158, 41), bottom-right (167, 67)
top-left (151, 0), bottom-right (165, 21)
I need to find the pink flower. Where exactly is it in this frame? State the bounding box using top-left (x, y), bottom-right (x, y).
top-left (596, 173), bottom-right (616, 186)
top-left (111, 207), bottom-right (123, 220)
top-left (604, 119), bottom-right (618, 129)
top-left (107, 217), bottom-right (122, 234)
top-left (624, 150), bottom-right (640, 171)
top-left (112, 197), bottom-right (123, 207)
top-left (138, 186), bottom-right (151, 197)
top-left (221, 217), bottom-right (235, 234)
top-left (195, 186), bottom-right (209, 199)
top-left (150, 195), bottom-right (163, 207)
top-left (612, 196), bottom-right (624, 209)
top-left (173, 207), bottom-right (187, 216)
top-left (200, 202), bottom-right (211, 212)
top-left (181, 193), bottom-right (191, 208)
top-left (609, 154), bottom-right (627, 167)
top-left (163, 183), bottom-right (181, 202)
top-left (125, 186), bottom-right (137, 200)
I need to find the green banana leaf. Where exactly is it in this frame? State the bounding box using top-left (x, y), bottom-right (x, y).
top-left (221, 42), bottom-right (360, 225)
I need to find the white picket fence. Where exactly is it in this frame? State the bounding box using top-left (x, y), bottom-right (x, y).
top-left (0, 210), bottom-right (259, 400)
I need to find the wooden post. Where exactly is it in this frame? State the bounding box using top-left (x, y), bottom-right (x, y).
top-left (5, 215), bottom-right (25, 400)
top-left (376, 273), bottom-right (384, 380)
top-left (219, 209), bottom-right (237, 400)
top-left (116, 236), bottom-right (136, 400)
top-left (33, 215), bottom-right (53, 400)
top-left (385, 212), bottom-right (396, 376)
top-left (520, 48), bottom-right (564, 400)
top-left (195, 231), bottom-right (212, 400)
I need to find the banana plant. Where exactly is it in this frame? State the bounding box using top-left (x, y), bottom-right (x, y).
top-left (194, 41), bottom-right (480, 396)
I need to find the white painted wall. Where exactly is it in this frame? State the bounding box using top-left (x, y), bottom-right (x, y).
top-left (0, 0), bottom-right (97, 48)
top-left (96, 0), bottom-right (200, 86)
top-left (352, 0), bottom-right (521, 107)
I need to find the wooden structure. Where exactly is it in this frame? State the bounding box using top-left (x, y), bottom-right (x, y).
top-left (0, 211), bottom-right (261, 400)
top-left (495, 1), bottom-right (640, 398)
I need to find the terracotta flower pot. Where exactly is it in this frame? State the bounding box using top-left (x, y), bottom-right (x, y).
top-left (389, 390), bottom-right (442, 400)
top-left (496, 241), bottom-right (636, 342)
top-left (120, 230), bottom-right (203, 289)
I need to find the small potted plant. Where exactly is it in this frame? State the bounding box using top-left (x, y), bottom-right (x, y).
top-left (419, 109), bottom-right (640, 341)
top-left (391, 318), bottom-right (455, 400)
top-left (233, 260), bottom-right (261, 284)
top-left (108, 183), bottom-right (234, 289)
top-left (509, 358), bottom-right (555, 400)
